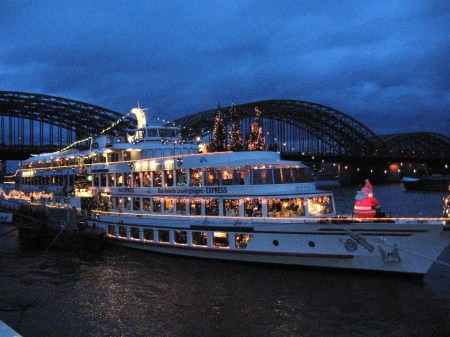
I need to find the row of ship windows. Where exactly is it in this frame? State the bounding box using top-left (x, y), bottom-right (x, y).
top-left (20, 175), bottom-right (75, 186)
top-left (20, 147), bottom-right (198, 169)
top-left (18, 166), bottom-right (313, 189)
top-left (107, 226), bottom-right (253, 249)
top-left (90, 148), bottom-right (199, 164)
top-left (103, 195), bottom-right (334, 217)
top-left (93, 167), bottom-right (313, 188)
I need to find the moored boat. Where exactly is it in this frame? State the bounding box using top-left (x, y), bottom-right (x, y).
top-left (8, 107), bottom-right (450, 275)
top-left (402, 175), bottom-right (450, 192)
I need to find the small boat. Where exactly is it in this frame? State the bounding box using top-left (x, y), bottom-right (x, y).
top-left (5, 106), bottom-right (450, 276)
top-left (402, 175), bottom-right (450, 192)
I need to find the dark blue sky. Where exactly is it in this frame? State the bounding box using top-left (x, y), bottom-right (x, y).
top-left (1, 0), bottom-right (449, 136)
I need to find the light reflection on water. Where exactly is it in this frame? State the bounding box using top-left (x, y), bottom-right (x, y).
top-left (0, 184), bottom-right (449, 337)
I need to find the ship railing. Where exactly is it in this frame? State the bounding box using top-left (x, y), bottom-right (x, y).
top-left (89, 209), bottom-right (448, 227)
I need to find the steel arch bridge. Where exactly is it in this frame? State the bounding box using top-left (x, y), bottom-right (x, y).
top-left (381, 132), bottom-right (450, 163)
top-left (0, 93), bottom-right (448, 165)
top-left (176, 100), bottom-right (387, 160)
top-left (0, 91), bottom-right (132, 159)
top-left (175, 100), bottom-right (449, 163)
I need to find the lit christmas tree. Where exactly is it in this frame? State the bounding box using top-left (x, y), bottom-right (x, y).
top-left (209, 109), bottom-right (228, 152)
top-left (228, 103), bottom-right (244, 151)
top-left (247, 107), bottom-right (267, 151)
top-left (74, 165), bottom-right (89, 191)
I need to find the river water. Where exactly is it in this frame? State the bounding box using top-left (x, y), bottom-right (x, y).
top-left (1, 183), bottom-right (449, 337)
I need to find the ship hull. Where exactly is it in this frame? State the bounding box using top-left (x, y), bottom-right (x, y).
top-left (89, 214), bottom-right (450, 275)
top-left (402, 176), bottom-right (450, 192)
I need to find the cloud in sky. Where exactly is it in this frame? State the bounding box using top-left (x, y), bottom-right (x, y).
top-left (1, 0), bottom-right (449, 136)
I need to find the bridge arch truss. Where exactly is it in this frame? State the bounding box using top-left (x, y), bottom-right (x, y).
top-left (176, 100), bottom-right (386, 159)
top-left (0, 91), bottom-right (130, 158)
top-left (381, 132), bottom-right (450, 163)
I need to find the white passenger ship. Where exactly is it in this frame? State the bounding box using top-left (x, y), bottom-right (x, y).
top-left (12, 107), bottom-right (450, 275)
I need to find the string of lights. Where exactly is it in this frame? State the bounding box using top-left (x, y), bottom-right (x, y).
top-left (59, 112), bottom-right (133, 151)
top-left (58, 110), bottom-right (181, 152)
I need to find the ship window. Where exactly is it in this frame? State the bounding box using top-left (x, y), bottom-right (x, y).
top-left (158, 230), bottom-right (170, 243)
top-left (100, 173), bottom-right (107, 187)
top-left (235, 234), bottom-right (253, 249)
top-left (116, 197), bottom-right (122, 209)
top-left (252, 169), bottom-right (273, 185)
top-left (143, 171), bottom-right (151, 187)
top-left (108, 174), bottom-right (115, 187)
top-left (163, 149), bottom-right (172, 156)
top-left (244, 199), bottom-right (262, 217)
top-left (205, 168), bottom-right (220, 186)
top-left (234, 169), bottom-right (251, 185)
top-left (115, 173), bottom-right (123, 187)
top-left (153, 170), bottom-right (162, 187)
top-left (107, 225), bottom-right (115, 237)
top-left (175, 199), bottom-right (186, 214)
top-left (130, 227), bottom-right (140, 240)
top-left (273, 168), bottom-right (293, 184)
top-left (220, 170), bottom-right (233, 185)
top-left (135, 129), bottom-right (145, 139)
top-left (152, 198), bottom-right (162, 212)
top-left (189, 200), bottom-right (202, 215)
top-left (118, 226), bottom-right (127, 238)
top-left (123, 197), bottom-right (131, 210)
top-left (164, 199), bottom-right (174, 213)
top-left (189, 168), bottom-right (202, 186)
top-left (133, 172), bottom-right (141, 187)
top-left (223, 199), bottom-right (239, 216)
top-left (307, 196), bottom-right (334, 216)
top-left (122, 151), bottom-right (130, 161)
top-left (107, 152), bottom-right (119, 163)
top-left (213, 232), bottom-right (229, 248)
top-left (176, 169), bottom-right (186, 185)
top-left (147, 128), bottom-right (158, 137)
top-left (93, 174), bottom-right (99, 187)
top-left (143, 198), bottom-right (150, 211)
top-left (174, 230), bottom-right (187, 245)
top-left (159, 128), bottom-right (176, 138)
top-left (143, 228), bottom-right (154, 241)
top-left (205, 198), bottom-right (219, 216)
top-left (291, 168), bottom-right (314, 183)
top-left (192, 232), bottom-right (207, 246)
top-left (267, 198), bottom-right (305, 217)
top-left (125, 173), bottom-right (132, 187)
top-left (113, 197), bottom-right (120, 209)
top-left (133, 198), bottom-right (140, 211)
top-left (154, 149), bottom-right (162, 157)
top-left (164, 170), bottom-right (174, 187)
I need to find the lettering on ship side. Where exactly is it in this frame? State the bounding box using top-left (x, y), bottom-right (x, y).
top-left (118, 188), bottom-right (135, 193)
top-left (156, 187), bottom-right (228, 194)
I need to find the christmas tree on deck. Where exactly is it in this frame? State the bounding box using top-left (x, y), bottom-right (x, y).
top-left (247, 107), bottom-right (267, 151)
